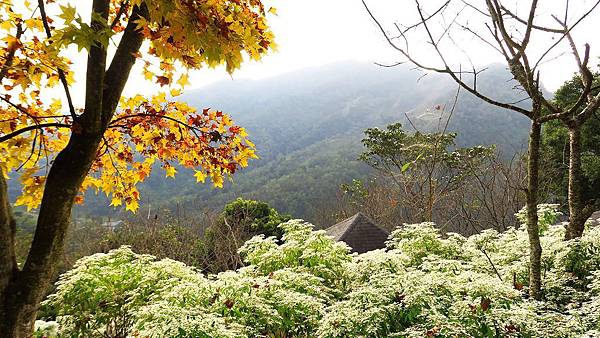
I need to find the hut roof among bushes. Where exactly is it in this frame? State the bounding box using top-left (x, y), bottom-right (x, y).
top-left (325, 212), bottom-right (389, 253)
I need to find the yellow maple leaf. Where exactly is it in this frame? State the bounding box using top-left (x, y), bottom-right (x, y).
top-left (0, 21), bottom-right (12, 31)
top-left (165, 165), bottom-right (177, 178)
top-left (170, 88), bottom-right (182, 97)
top-left (125, 199), bottom-right (139, 212)
top-left (177, 74), bottom-right (190, 87)
top-left (211, 171), bottom-right (224, 188)
top-left (194, 170), bottom-right (207, 183)
top-left (143, 69), bottom-right (154, 81)
top-left (110, 196), bottom-right (123, 207)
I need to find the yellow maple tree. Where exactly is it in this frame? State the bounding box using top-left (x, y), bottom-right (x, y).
top-left (1, 0), bottom-right (273, 212)
top-left (0, 0), bottom-right (275, 335)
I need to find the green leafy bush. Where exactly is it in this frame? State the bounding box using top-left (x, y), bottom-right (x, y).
top-left (221, 198), bottom-right (291, 238)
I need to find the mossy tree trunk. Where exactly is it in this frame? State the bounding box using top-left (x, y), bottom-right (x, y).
top-left (525, 120), bottom-right (542, 299)
top-left (565, 125), bottom-right (594, 240)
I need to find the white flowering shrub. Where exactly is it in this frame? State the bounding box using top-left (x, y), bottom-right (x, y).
top-left (239, 219), bottom-right (352, 290)
top-left (43, 246), bottom-right (208, 337)
top-left (33, 320), bottom-right (59, 338)
top-left (43, 213), bottom-right (600, 337)
top-left (386, 222), bottom-right (466, 266)
top-left (515, 203), bottom-right (563, 234)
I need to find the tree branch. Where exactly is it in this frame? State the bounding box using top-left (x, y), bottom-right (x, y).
top-left (0, 123), bottom-right (71, 143)
top-left (500, 5), bottom-right (563, 34)
top-left (362, 0), bottom-right (532, 117)
top-left (110, 1), bottom-right (130, 29)
top-left (79, 0), bottom-right (110, 132)
top-left (37, 0), bottom-right (77, 121)
top-left (108, 112), bottom-right (202, 137)
top-left (101, 4), bottom-right (148, 127)
top-left (0, 22), bottom-right (23, 83)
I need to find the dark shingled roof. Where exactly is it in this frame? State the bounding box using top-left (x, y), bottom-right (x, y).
top-left (325, 212), bottom-right (389, 253)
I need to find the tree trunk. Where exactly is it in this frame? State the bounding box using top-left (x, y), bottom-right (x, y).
top-left (0, 1), bottom-right (114, 335)
top-left (0, 168), bottom-right (19, 336)
top-left (0, 3), bottom-right (148, 335)
top-left (526, 121), bottom-right (542, 299)
top-left (0, 133), bottom-right (103, 337)
top-left (565, 126), bottom-right (590, 240)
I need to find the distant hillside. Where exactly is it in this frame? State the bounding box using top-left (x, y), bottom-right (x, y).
top-left (76, 62), bottom-right (534, 222)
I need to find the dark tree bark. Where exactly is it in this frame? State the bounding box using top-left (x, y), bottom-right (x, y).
top-left (1, 133), bottom-right (103, 337)
top-left (565, 126), bottom-right (594, 239)
top-left (0, 169), bottom-right (18, 335)
top-left (0, 2), bottom-right (147, 336)
top-left (526, 120), bottom-right (542, 299)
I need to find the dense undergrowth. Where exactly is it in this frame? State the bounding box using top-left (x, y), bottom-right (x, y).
top-left (36, 205), bottom-right (600, 337)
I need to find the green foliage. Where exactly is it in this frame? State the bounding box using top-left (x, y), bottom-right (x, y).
top-left (222, 198), bottom-right (291, 238)
top-left (542, 70), bottom-right (600, 207)
top-left (43, 210), bottom-right (600, 337)
top-left (340, 179), bottom-right (369, 207)
top-left (358, 122), bottom-right (495, 222)
top-left (360, 122), bottom-right (494, 178)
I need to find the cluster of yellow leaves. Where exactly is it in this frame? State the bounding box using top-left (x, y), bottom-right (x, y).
top-left (82, 94), bottom-right (257, 212)
top-left (135, 0), bottom-right (276, 73)
top-left (0, 1), bottom-right (75, 210)
top-left (133, 0), bottom-right (277, 90)
top-left (1, 0), bottom-right (272, 212)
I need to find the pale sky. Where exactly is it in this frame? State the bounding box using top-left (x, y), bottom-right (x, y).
top-left (59, 0), bottom-right (600, 103)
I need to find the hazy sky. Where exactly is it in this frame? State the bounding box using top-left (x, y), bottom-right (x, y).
top-left (176, 0), bottom-right (600, 93)
top-left (60, 0), bottom-right (600, 102)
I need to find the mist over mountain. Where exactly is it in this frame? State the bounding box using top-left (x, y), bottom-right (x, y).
top-left (77, 61), bottom-right (534, 222)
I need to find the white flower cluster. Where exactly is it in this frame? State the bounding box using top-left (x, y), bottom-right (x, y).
top-left (33, 320), bottom-right (59, 338)
top-left (42, 211), bottom-right (600, 337)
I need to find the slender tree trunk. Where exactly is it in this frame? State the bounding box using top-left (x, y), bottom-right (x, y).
top-left (526, 121), bottom-right (542, 299)
top-left (1, 133), bottom-right (103, 337)
top-left (565, 126), bottom-right (590, 240)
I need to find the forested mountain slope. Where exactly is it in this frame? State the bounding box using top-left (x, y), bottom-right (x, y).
top-left (78, 62), bottom-right (533, 221)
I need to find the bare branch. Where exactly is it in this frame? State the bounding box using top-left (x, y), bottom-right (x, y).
top-left (520, 0), bottom-right (540, 48)
top-left (374, 61), bottom-right (405, 68)
top-left (362, 0), bottom-right (532, 117)
top-left (500, 5), bottom-right (564, 34)
top-left (533, 0), bottom-right (600, 72)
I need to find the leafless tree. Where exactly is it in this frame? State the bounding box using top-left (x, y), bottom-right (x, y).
top-left (324, 149), bottom-right (527, 236)
top-left (450, 152), bottom-right (526, 235)
top-left (362, 0), bottom-right (600, 298)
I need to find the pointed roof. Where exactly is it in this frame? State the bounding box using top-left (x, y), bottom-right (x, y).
top-left (325, 212), bottom-right (390, 253)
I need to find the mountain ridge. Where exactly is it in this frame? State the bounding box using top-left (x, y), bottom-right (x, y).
top-left (67, 62), bottom-right (535, 220)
